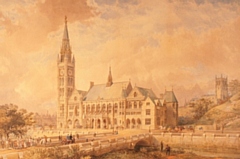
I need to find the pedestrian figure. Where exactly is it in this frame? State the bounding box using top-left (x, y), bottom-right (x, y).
top-left (160, 141), bottom-right (163, 152)
top-left (72, 137), bottom-right (75, 143)
top-left (165, 144), bottom-right (170, 156)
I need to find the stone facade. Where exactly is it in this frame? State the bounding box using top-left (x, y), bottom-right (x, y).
top-left (57, 17), bottom-right (178, 130)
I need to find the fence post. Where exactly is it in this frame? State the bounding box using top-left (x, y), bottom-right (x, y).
top-left (181, 133), bottom-right (184, 145)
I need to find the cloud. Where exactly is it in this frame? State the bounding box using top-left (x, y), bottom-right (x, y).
top-left (38, 0), bottom-right (97, 29)
top-left (0, 0), bottom-right (240, 113)
top-left (73, 0), bottom-right (240, 105)
top-left (0, 0), bottom-right (96, 113)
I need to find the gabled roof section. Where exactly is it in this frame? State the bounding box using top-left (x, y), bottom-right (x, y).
top-left (69, 89), bottom-right (87, 99)
top-left (137, 86), bottom-right (157, 100)
top-left (159, 99), bottom-right (165, 106)
top-left (84, 81), bottom-right (130, 101)
top-left (78, 90), bottom-right (87, 96)
top-left (164, 91), bottom-right (178, 103)
top-left (128, 86), bottom-right (158, 104)
top-left (154, 99), bottom-right (162, 106)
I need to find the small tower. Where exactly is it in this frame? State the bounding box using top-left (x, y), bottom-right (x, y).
top-left (57, 16), bottom-right (75, 129)
top-left (215, 75), bottom-right (228, 104)
top-left (106, 66), bottom-right (113, 87)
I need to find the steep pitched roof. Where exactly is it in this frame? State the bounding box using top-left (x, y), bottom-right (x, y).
top-left (164, 91), bottom-right (178, 103)
top-left (84, 81), bottom-right (130, 101)
top-left (77, 90), bottom-right (87, 96)
top-left (137, 87), bottom-right (157, 99)
top-left (61, 16), bottom-right (71, 55)
top-left (154, 99), bottom-right (162, 106)
top-left (127, 86), bottom-right (158, 104)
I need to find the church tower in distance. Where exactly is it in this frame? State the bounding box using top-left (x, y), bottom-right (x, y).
top-left (215, 75), bottom-right (228, 104)
top-left (57, 17), bottom-right (75, 129)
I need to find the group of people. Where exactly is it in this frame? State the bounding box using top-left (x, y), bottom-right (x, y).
top-left (59, 134), bottom-right (75, 144)
top-left (0, 136), bottom-right (52, 150)
top-left (159, 141), bottom-right (171, 156)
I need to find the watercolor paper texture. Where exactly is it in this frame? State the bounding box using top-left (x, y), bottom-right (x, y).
top-left (0, 0), bottom-right (240, 158)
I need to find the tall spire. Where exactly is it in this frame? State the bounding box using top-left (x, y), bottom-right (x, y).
top-left (106, 66), bottom-right (113, 87)
top-left (63, 16), bottom-right (69, 40)
top-left (61, 16), bottom-right (71, 55)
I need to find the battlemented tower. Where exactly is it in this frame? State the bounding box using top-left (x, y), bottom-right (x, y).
top-left (57, 17), bottom-right (75, 128)
top-left (215, 75), bottom-right (228, 104)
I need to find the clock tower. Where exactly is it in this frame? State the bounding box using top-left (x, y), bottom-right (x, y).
top-left (57, 17), bottom-right (75, 129)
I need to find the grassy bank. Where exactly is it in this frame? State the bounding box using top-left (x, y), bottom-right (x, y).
top-left (91, 147), bottom-right (230, 159)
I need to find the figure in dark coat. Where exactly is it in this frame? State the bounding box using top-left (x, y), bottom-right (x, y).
top-left (160, 141), bottom-right (163, 152)
top-left (165, 144), bottom-right (170, 156)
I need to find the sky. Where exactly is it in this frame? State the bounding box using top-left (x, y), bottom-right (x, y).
top-left (0, 0), bottom-right (240, 114)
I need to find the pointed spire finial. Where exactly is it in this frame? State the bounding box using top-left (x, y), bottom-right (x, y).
top-left (65, 16), bottom-right (67, 25)
top-left (62, 16), bottom-right (69, 40)
top-left (106, 66), bottom-right (113, 87)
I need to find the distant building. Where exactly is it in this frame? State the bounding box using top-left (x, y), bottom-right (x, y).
top-left (34, 113), bottom-right (57, 129)
top-left (57, 17), bottom-right (178, 130)
top-left (215, 75), bottom-right (228, 104)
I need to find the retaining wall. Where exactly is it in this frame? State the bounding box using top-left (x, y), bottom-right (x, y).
top-left (152, 132), bottom-right (240, 154)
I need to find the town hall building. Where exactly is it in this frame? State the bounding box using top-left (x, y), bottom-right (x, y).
top-left (57, 17), bottom-right (178, 130)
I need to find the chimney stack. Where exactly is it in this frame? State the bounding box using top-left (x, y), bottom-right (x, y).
top-left (90, 81), bottom-right (94, 89)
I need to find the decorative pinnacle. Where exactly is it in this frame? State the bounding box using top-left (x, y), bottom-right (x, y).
top-left (65, 16), bottom-right (67, 25)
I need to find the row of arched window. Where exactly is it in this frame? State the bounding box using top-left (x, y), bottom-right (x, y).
top-left (59, 77), bottom-right (74, 86)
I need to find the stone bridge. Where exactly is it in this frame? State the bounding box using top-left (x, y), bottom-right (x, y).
top-left (60, 133), bottom-right (152, 156)
top-left (0, 133), bottom-right (153, 159)
top-left (2, 131), bottom-right (240, 158)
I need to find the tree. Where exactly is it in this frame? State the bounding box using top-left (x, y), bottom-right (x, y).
top-left (192, 98), bottom-right (213, 120)
top-left (228, 79), bottom-right (240, 96)
top-left (0, 104), bottom-right (35, 139)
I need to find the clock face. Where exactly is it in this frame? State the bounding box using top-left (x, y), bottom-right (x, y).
top-left (68, 70), bottom-right (72, 75)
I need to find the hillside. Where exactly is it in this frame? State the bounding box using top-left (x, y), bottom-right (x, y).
top-left (178, 106), bottom-right (195, 125)
top-left (197, 93), bottom-right (240, 130)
